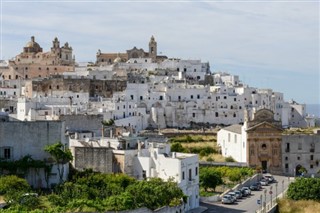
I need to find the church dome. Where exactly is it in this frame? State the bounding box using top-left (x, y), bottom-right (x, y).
top-left (25, 36), bottom-right (40, 49)
top-left (24, 36), bottom-right (42, 53)
top-left (114, 53), bottom-right (122, 63)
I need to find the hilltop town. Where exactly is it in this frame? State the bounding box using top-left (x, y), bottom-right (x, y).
top-left (0, 36), bottom-right (319, 212)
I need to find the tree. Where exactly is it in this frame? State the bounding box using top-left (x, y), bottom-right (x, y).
top-left (227, 169), bottom-right (241, 183)
top-left (170, 142), bottom-right (186, 153)
top-left (101, 119), bottom-right (114, 126)
top-left (199, 168), bottom-right (223, 192)
top-left (287, 178), bottom-right (320, 201)
top-left (44, 142), bottom-right (73, 183)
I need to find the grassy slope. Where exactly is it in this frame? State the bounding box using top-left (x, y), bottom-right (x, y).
top-left (278, 199), bottom-right (320, 213)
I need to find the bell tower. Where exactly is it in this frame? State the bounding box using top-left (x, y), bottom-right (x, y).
top-left (149, 35), bottom-right (157, 61)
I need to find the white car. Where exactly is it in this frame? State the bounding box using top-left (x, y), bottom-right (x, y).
top-left (222, 195), bottom-right (234, 204)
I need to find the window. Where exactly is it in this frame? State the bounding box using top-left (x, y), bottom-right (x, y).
top-left (215, 112), bottom-right (218, 117)
top-left (195, 167), bottom-right (198, 176)
top-left (197, 95), bottom-right (200, 99)
top-left (234, 135), bottom-right (237, 143)
top-left (8, 75), bottom-right (11, 79)
top-left (159, 95), bottom-right (163, 100)
top-left (234, 98), bottom-right (236, 101)
top-left (285, 163), bottom-right (288, 169)
top-left (311, 155), bottom-right (314, 160)
top-left (190, 95), bottom-right (193, 99)
top-left (130, 95), bottom-right (134, 100)
top-left (310, 165), bottom-right (313, 169)
top-left (140, 96), bottom-right (143, 100)
top-left (1, 147), bottom-right (12, 160)
top-left (189, 169), bottom-right (192, 181)
top-left (56, 85), bottom-right (59, 90)
top-left (184, 68), bottom-right (187, 72)
top-left (297, 156), bottom-right (300, 160)
top-left (250, 148), bottom-right (254, 156)
top-left (192, 113), bottom-right (195, 118)
top-left (285, 156), bottom-right (288, 161)
top-left (142, 170), bottom-right (146, 179)
top-left (182, 171), bottom-right (185, 180)
top-left (224, 96), bottom-right (227, 99)
top-left (298, 143), bottom-right (302, 150)
top-left (261, 144), bottom-right (267, 150)
top-left (178, 96), bottom-right (181, 101)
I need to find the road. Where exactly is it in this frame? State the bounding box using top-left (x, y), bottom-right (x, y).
top-left (201, 175), bottom-right (292, 213)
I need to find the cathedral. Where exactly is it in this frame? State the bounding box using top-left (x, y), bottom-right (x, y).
top-left (96, 36), bottom-right (167, 66)
top-left (1, 36), bottom-right (75, 80)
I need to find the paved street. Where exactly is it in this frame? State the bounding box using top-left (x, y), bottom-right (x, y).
top-left (201, 175), bottom-right (292, 213)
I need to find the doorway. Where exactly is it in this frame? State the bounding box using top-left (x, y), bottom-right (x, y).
top-left (261, 161), bottom-right (267, 173)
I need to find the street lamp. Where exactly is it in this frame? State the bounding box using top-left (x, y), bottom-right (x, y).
top-left (270, 186), bottom-right (273, 207)
top-left (264, 189), bottom-right (267, 213)
top-left (282, 180), bottom-right (284, 198)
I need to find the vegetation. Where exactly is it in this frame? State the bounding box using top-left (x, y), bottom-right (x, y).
top-left (0, 171), bottom-right (185, 212)
top-left (101, 119), bottom-right (115, 126)
top-left (169, 135), bottom-right (226, 161)
top-left (278, 199), bottom-right (320, 213)
top-left (287, 178), bottom-right (320, 201)
top-left (199, 166), bottom-right (255, 196)
top-left (199, 167), bottom-right (223, 192)
top-left (44, 142), bottom-right (73, 183)
top-left (0, 155), bottom-right (49, 176)
top-left (283, 127), bottom-right (317, 135)
top-left (225, 156), bottom-right (236, 162)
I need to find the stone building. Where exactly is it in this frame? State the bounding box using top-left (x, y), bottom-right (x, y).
top-left (282, 130), bottom-right (320, 177)
top-left (246, 109), bottom-right (283, 174)
top-left (218, 109), bottom-right (283, 174)
top-left (1, 36), bottom-right (75, 80)
top-left (96, 36), bottom-right (167, 65)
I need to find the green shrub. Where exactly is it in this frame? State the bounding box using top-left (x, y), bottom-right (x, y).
top-left (287, 178), bottom-right (320, 201)
top-left (225, 156), bottom-right (235, 162)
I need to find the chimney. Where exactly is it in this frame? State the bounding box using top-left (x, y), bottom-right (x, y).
top-left (172, 152), bottom-right (176, 158)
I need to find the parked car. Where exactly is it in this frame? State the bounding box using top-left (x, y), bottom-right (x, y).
top-left (222, 195), bottom-right (234, 204)
top-left (228, 192), bottom-right (238, 202)
top-left (234, 190), bottom-right (243, 199)
top-left (249, 183), bottom-right (260, 191)
top-left (260, 178), bottom-right (269, 186)
top-left (239, 188), bottom-right (248, 197)
top-left (264, 175), bottom-right (275, 183)
top-left (241, 187), bottom-right (251, 195)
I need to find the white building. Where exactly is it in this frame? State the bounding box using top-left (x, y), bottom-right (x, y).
top-left (0, 119), bottom-right (68, 188)
top-left (134, 141), bottom-right (199, 211)
top-left (217, 124), bottom-right (247, 162)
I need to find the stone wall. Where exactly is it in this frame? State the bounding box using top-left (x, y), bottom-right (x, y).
top-left (60, 114), bottom-right (103, 136)
top-left (0, 99), bottom-right (17, 113)
top-left (73, 147), bottom-right (113, 173)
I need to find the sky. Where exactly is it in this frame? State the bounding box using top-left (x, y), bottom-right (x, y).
top-left (0, 0), bottom-right (319, 105)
